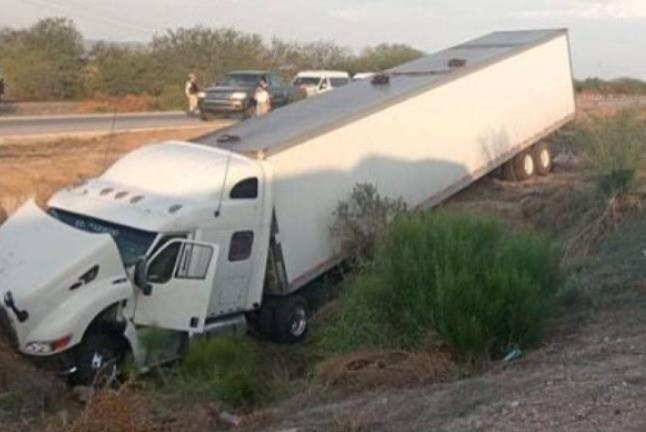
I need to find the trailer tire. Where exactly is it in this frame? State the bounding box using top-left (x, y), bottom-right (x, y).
top-left (501, 160), bottom-right (517, 181)
top-left (262, 295), bottom-right (309, 344)
top-left (532, 142), bottom-right (552, 176)
top-left (513, 150), bottom-right (535, 181)
top-left (71, 333), bottom-right (124, 387)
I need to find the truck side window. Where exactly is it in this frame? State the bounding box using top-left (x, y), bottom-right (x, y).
top-left (229, 231), bottom-right (254, 261)
top-left (175, 243), bottom-right (214, 279)
top-left (147, 241), bottom-right (182, 284)
top-left (230, 177), bottom-right (258, 199)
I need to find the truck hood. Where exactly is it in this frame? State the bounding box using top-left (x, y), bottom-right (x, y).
top-left (0, 200), bottom-right (129, 353)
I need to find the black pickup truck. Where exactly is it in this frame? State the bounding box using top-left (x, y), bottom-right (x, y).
top-left (198, 70), bottom-right (295, 120)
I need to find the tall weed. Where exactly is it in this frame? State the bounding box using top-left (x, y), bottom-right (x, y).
top-left (320, 212), bottom-right (563, 360)
top-left (575, 110), bottom-right (646, 197)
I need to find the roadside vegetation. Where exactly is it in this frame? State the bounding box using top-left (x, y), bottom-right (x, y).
top-left (323, 189), bottom-right (564, 361)
top-left (575, 77), bottom-right (646, 96)
top-left (0, 18), bottom-right (423, 110)
top-left (563, 109), bottom-right (646, 258)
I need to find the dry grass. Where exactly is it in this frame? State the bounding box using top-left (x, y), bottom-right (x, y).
top-left (67, 385), bottom-right (223, 432)
top-left (315, 348), bottom-right (457, 393)
top-left (0, 126), bottom-right (219, 216)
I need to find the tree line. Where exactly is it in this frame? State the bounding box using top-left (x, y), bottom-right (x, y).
top-left (0, 18), bottom-right (424, 103)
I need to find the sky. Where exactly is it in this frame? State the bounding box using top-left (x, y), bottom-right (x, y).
top-left (3, 0), bottom-right (646, 79)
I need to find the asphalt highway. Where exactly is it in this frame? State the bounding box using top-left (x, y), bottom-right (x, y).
top-left (0, 111), bottom-right (205, 139)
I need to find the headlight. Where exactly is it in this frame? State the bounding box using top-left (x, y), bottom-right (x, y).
top-left (197, 91), bottom-right (206, 99)
top-left (25, 334), bottom-right (72, 354)
top-left (230, 92), bottom-right (247, 100)
top-left (25, 341), bottom-right (53, 354)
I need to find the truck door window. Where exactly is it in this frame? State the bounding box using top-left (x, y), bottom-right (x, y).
top-left (228, 231), bottom-right (254, 261)
top-left (147, 241), bottom-right (182, 284)
top-left (230, 177), bottom-right (258, 199)
top-left (175, 243), bottom-right (214, 279)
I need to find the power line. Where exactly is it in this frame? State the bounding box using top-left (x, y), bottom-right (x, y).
top-left (20, 0), bottom-right (158, 37)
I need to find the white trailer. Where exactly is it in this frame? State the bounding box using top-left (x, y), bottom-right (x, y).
top-left (0, 29), bottom-right (575, 384)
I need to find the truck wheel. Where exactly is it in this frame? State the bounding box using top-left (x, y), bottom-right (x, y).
top-left (200, 111), bottom-right (216, 121)
top-left (71, 333), bottom-right (124, 387)
top-left (261, 295), bottom-right (309, 344)
top-left (532, 142), bottom-right (552, 176)
top-left (513, 150), bottom-right (535, 181)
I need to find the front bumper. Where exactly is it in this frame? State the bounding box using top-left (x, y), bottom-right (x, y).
top-left (199, 98), bottom-right (247, 113)
top-left (1, 304), bottom-right (77, 375)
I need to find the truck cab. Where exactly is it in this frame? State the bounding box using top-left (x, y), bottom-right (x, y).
top-left (0, 141), bottom-right (286, 383)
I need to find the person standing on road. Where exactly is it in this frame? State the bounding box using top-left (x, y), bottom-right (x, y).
top-left (185, 73), bottom-right (200, 116)
top-left (254, 76), bottom-right (271, 117)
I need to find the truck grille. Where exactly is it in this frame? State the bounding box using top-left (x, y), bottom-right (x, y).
top-left (0, 306), bottom-right (18, 349)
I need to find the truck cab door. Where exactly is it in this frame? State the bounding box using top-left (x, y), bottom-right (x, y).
top-left (133, 239), bottom-right (219, 333)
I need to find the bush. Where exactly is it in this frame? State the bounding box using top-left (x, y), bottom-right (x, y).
top-left (320, 211), bottom-right (563, 360)
top-left (173, 336), bottom-right (267, 408)
top-left (330, 183), bottom-right (407, 269)
top-left (575, 110), bottom-right (646, 197)
top-left (153, 85), bottom-right (186, 111)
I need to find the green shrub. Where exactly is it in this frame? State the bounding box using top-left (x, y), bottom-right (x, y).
top-left (174, 336), bottom-right (267, 408)
top-left (320, 211), bottom-right (563, 360)
top-left (330, 183), bottom-right (407, 269)
top-left (575, 110), bottom-right (646, 197)
top-left (153, 85), bottom-right (186, 111)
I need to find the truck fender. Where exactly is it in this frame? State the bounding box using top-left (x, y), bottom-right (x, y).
top-left (25, 279), bottom-right (133, 352)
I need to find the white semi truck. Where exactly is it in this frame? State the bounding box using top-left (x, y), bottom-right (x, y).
top-left (0, 29), bottom-right (575, 383)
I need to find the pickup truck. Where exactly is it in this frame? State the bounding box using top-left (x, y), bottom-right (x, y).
top-left (198, 70), bottom-right (293, 120)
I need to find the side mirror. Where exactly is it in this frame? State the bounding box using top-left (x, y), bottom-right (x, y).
top-left (134, 259), bottom-right (153, 296)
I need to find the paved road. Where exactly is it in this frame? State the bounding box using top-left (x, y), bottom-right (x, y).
top-left (0, 111), bottom-right (207, 139)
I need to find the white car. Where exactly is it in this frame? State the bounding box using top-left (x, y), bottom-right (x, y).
top-left (352, 72), bottom-right (375, 80)
top-left (291, 70), bottom-right (350, 97)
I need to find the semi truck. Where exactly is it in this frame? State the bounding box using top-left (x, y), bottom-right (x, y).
top-left (0, 29), bottom-right (576, 384)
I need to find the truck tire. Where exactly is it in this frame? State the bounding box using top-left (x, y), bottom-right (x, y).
top-left (71, 333), bottom-right (124, 387)
top-left (512, 150), bottom-right (535, 181)
top-left (260, 295), bottom-right (309, 344)
top-left (200, 111), bottom-right (216, 121)
top-left (532, 142), bottom-right (552, 176)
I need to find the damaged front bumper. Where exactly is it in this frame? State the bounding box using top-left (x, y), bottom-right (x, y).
top-left (0, 305), bottom-right (76, 376)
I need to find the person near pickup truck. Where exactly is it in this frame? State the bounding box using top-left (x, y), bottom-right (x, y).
top-left (185, 73), bottom-right (200, 116)
top-left (254, 77), bottom-right (271, 117)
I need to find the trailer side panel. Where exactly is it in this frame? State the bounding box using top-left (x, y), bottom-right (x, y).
top-left (267, 34), bottom-right (575, 291)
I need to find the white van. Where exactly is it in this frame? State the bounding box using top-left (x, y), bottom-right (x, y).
top-left (291, 70), bottom-right (351, 97)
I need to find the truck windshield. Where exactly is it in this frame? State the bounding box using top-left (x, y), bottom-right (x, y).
top-left (292, 77), bottom-right (321, 87)
top-left (48, 208), bottom-right (156, 266)
top-left (222, 74), bottom-right (261, 87)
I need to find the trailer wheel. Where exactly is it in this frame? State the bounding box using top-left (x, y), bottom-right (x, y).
top-left (71, 333), bottom-right (124, 387)
top-left (513, 150), bottom-right (535, 181)
top-left (532, 142), bottom-right (552, 176)
top-left (501, 160), bottom-right (517, 181)
top-left (262, 295), bottom-right (309, 344)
